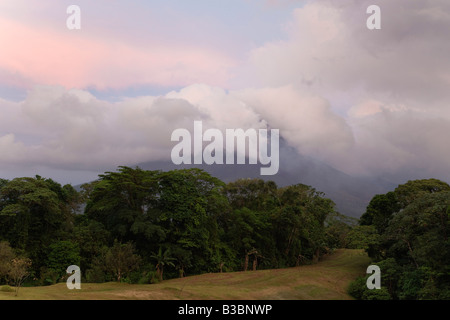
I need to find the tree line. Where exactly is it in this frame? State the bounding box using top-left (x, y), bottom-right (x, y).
top-left (0, 167), bottom-right (342, 287)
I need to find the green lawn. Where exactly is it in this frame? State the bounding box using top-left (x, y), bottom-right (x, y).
top-left (0, 249), bottom-right (370, 300)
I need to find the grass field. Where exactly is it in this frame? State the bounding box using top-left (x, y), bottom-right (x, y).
top-left (0, 249), bottom-right (370, 300)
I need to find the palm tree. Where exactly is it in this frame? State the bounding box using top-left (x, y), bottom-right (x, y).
top-left (151, 247), bottom-right (175, 282)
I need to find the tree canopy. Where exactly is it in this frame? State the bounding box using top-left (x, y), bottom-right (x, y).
top-left (0, 167), bottom-right (338, 286)
top-left (353, 179), bottom-right (450, 299)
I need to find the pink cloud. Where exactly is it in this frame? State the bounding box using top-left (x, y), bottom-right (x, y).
top-left (0, 17), bottom-right (235, 89)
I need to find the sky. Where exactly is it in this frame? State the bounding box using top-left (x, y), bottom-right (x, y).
top-left (0, 0), bottom-right (450, 186)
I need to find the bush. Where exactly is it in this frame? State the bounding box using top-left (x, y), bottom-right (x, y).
top-left (145, 271), bottom-right (160, 284)
top-left (348, 276), bottom-right (368, 300)
top-left (39, 267), bottom-right (59, 286)
top-left (85, 267), bottom-right (108, 283)
top-left (123, 270), bottom-right (142, 284)
top-left (348, 275), bottom-right (392, 300)
top-left (362, 287), bottom-right (391, 300)
top-left (0, 285), bottom-right (14, 292)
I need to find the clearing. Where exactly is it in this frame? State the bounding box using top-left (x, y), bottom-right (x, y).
top-left (0, 249), bottom-right (370, 300)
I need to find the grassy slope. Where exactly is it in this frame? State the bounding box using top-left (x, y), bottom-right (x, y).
top-left (0, 249), bottom-right (370, 300)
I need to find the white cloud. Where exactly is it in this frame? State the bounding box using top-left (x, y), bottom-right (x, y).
top-left (0, 83), bottom-right (351, 174)
top-left (237, 0), bottom-right (450, 180)
top-left (235, 86), bottom-right (354, 161)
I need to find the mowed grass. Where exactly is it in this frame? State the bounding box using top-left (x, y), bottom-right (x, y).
top-left (0, 249), bottom-right (370, 300)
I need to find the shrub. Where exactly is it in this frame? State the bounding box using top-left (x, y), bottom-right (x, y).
top-left (348, 276), bottom-right (368, 300)
top-left (348, 275), bottom-right (392, 300)
top-left (362, 287), bottom-right (391, 300)
top-left (0, 285), bottom-right (14, 292)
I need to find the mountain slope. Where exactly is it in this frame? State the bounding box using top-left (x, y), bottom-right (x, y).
top-left (137, 144), bottom-right (394, 218)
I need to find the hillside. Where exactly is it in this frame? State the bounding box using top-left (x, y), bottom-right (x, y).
top-left (0, 249), bottom-right (370, 300)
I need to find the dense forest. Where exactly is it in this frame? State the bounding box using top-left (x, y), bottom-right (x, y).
top-left (0, 167), bottom-right (449, 300)
top-left (0, 166), bottom-right (343, 287)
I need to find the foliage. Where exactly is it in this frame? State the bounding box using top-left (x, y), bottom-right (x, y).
top-left (324, 211), bottom-right (357, 249)
top-left (8, 257), bottom-right (32, 296)
top-left (105, 240), bottom-right (141, 282)
top-left (0, 167), bottom-right (347, 289)
top-left (358, 179), bottom-right (450, 300)
top-left (0, 285), bottom-right (14, 292)
top-left (347, 274), bottom-right (392, 300)
top-left (46, 240), bottom-right (81, 281)
top-left (0, 176), bottom-right (77, 276)
top-left (345, 225), bottom-right (379, 250)
top-left (150, 247), bottom-right (176, 281)
top-left (0, 241), bottom-right (15, 284)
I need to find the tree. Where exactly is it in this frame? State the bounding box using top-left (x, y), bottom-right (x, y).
top-left (277, 184), bottom-right (334, 263)
top-left (345, 225), bottom-right (379, 250)
top-left (46, 240), bottom-right (81, 281)
top-left (156, 169), bottom-right (227, 274)
top-left (84, 167), bottom-right (164, 256)
top-left (360, 179), bottom-right (450, 234)
top-left (0, 241), bottom-right (15, 284)
top-left (324, 211), bottom-right (357, 249)
top-left (225, 179), bottom-right (278, 212)
top-left (225, 207), bottom-right (270, 270)
top-left (384, 192), bottom-right (450, 270)
top-left (360, 192), bottom-right (400, 233)
top-left (85, 167), bottom-right (228, 276)
top-left (105, 240), bottom-right (141, 282)
top-left (223, 180), bottom-right (335, 269)
top-left (394, 179), bottom-right (450, 208)
top-left (0, 177), bottom-right (80, 275)
top-left (73, 216), bottom-right (110, 274)
top-left (8, 257), bottom-right (32, 296)
top-left (150, 247), bottom-right (175, 282)
top-left (169, 246), bottom-right (192, 278)
top-left (360, 179), bottom-right (450, 299)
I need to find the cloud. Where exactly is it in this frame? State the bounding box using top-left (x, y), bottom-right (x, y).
top-left (345, 104), bottom-right (450, 180)
top-left (0, 86), bottom-right (197, 169)
top-left (235, 86), bottom-right (354, 161)
top-left (247, 0), bottom-right (450, 105)
top-left (0, 16), bottom-right (235, 89)
top-left (238, 0), bottom-right (450, 181)
top-left (1, 0), bottom-right (450, 184)
top-left (0, 84), bottom-right (351, 174)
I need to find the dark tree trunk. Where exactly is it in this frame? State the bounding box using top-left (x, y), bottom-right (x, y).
top-left (312, 248), bottom-right (320, 263)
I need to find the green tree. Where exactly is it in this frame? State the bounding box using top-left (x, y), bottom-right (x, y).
top-left (360, 179), bottom-right (450, 300)
top-left (360, 192), bottom-right (400, 233)
top-left (156, 169), bottom-right (227, 274)
top-left (150, 247), bottom-right (175, 282)
top-left (85, 167), bottom-right (165, 260)
top-left (46, 240), bottom-right (81, 281)
top-left (277, 184), bottom-right (334, 263)
top-left (105, 240), bottom-right (141, 282)
top-left (0, 177), bottom-right (79, 274)
top-left (0, 241), bottom-right (15, 284)
top-left (324, 212), bottom-right (357, 249)
top-left (345, 225), bottom-right (379, 250)
top-left (73, 216), bottom-right (110, 273)
top-left (394, 179), bottom-right (450, 208)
